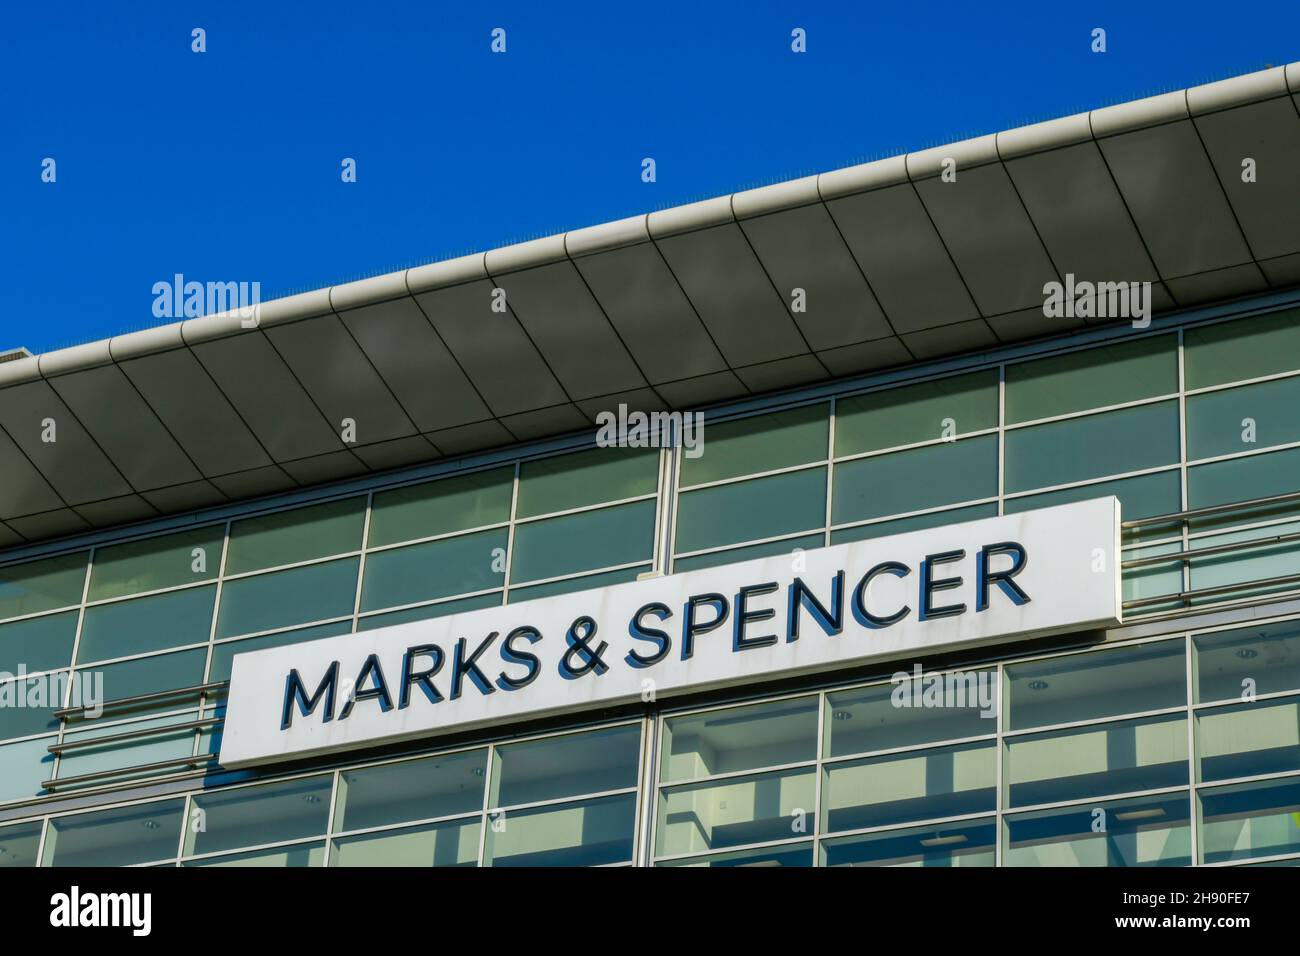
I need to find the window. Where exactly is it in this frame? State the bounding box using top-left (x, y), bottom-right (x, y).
top-left (836, 372), bottom-right (996, 455)
top-left (225, 497), bottom-right (364, 574)
top-left (44, 800), bottom-right (185, 866)
top-left (1005, 335), bottom-right (1176, 423)
top-left (368, 466), bottom-right (512, 548)
top-left (88, 526), bottom-right (223, 601)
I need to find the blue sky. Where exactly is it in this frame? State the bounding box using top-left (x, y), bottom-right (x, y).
top-left (3, 0), bottom-right (1298, 354)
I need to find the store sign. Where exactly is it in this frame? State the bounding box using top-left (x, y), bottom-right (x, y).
top-left (219, 497), bottom-right (1122, 768)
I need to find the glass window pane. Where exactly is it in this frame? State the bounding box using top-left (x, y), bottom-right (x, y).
top-left (510, 500), bottom-right (655, 584)
top-left (78, 585), bottom-right (215, 664)
top-left (1197, 695), bottom-right (1300, 783)
top-left (490, 725), bottom-right (640, 808)
top-left (1005, 401), bottom-right (1179, 494)
top-left (656, 767), bottom-right (814, 857)
top-left (1005, 713), bottom-right (1188, 808)
top-left (676, 467), bottom-right (826, 554)
top-left (217, 557), bottom-right (358, 638)
top-left (825, 672), bottom-right (997, 758)
top-left (831, 503), bottom-right (998, 545)
top-left (208, 621), bottom-right (352, 683)
top-left (368, 466), bottom-right (513, 548)
top-left (331, 819), bottom-right (479, 867)
top-left (185, 776), bottom-right (333, 856)
top-left (89, 526), bottom-right (223, 601)
top-left (335, 749), bottom-right (487, 832)
top-left (360, 529), bottom-right (505, 613)
top-left (507, 566), bottom-right (645, 603)
top-left (836, 372), bottom-right (997, 456)
top-left (832, 436), bottom-right (996, 525)
top-left (0, 552), bottom-right (86, 621)
top-left (682, 404), bottom-right (828, 487)
top-left (1195, 620), bottom-right (1300, 703)
top-left (484, 792), bottom-right (636, 866)
top-left (517, 446), bottom-right (657, 518)
top-left (0, 820), bottom-right (42, 868)
top-left (356, 592), bottom-right (501, 631)
top-left (1184, 307), bottom-right (1300, 390)
top-left (1005, 335), bottom-right (1177, 423)
top-left (661, 843), bottom-right (813, 867)
top-left (1005, 470), bottom-right (1181, 526)
top-left (822, 818), bottom-right (995, 867)
top-left (823, 741), bottom-right (995, 831)
top-left (187, 842), bottom-right (325, 867)
top-left (672, 534), bottom-right (823, 573)
top-left (1005, 792), bottom-right (1191, 866)
top-left (1187, 376), bottom-right (1300, 461)
top-left (226, 498), bottom-right (364, 575)
top-left (0, 736), bottom-right (54, 803)
top-left (1200, 776), bottom-right (1300, 864)
top-left (0, 610), bottom-right (77, 675)
top-left (1188, 446), bottom-right (1300, 511)
top-left (1006, 639), bottom-right (1186, 730)
top-left (1187, 520), bottom-right (1300, 604)
top-left (661, 697), bottom-right (818, 782)
top-left (56, 712), bottom-right (198, 784)
top-left (0, 675), bottom-right (62, 740)
top-left (78, 648), bottom-right (207, 708)
top-left (44, 799), bottom-right (184, 866)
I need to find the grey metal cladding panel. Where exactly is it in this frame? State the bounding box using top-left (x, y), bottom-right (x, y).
top-left (414, 280), bottom-right (569, 417)
top-left (339, 297), bottom-right (491, 432)
top-left (1098, 120), bottom-right (1253, 277)
top-left (1195, 98), bottom-right (1300, 260)
top-left (46, 365), bottom-right (202, 491)
top-left (75, 494), bottom-right (158, 528)
top-left (913, 163), bottom-right (1059, 315)
top-left (491, 261), bottom-right (647, 400)
top-left (824, 185), bottom-right (979, 334)
top-left (573, 243), bottom-right (727, 383)
top-left (265, 314), bottom-right (417, 446)
top-left (653, 223), bottom-right (810, 367)
top-left (1004, 142), bottom-right (1160, 285)
top-left (6, 509), bottom-right (89, 540)
top-left (0, 425), bottom-right (62, 518)
top-left (0, 381), bottom-right (132, 505)
top-left (738, 203), bottom-right (894, 350)
top-left (190, 333), bottom-right (344, 461)
top-left (119, 349), bottom-right (271, 476)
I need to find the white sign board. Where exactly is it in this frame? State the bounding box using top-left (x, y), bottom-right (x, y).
top-left (220, 497), bottom-right (1122, 768)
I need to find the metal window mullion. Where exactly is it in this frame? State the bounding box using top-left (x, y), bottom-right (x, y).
top-left (477, 742), bottom-right (495, 867)
top-left (321, 768), bottom-right (342, 868)
top-left (195, 521), bottom-right (233, 766)
top-left (349, 492), bottom-right (375, 631)
top-left (812, 688), bottom-right (826, 865)
top-left (997, 363), bottom-right (1006, 516)
top-left (50, 549), bottom-right (96, 784)
top-left (995, 661), bottom-right (1005, 866)
top-left (1185, 633), bottom-right (1199, 866)
top-left (823, 399), bottom-right (836, 548)
top-left (500, 463), bottom-right (521, 605)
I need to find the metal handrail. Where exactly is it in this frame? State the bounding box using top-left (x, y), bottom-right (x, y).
top-left (1121, 529), bottom-right (1300, 570)
top-left (54, 680), bottom-right (229, 720)
top-left (1124, 570), bottom-right (1300, 610)
top-left (1122, 489), bottom-right (1300, 529)
top-left (41, 752), bottom-right (219, 791)
top-left (47, 716), bottom-right (223, 755)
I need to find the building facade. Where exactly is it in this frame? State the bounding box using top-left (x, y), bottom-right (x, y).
top-left (2, 65), bottom-right (1300, 867)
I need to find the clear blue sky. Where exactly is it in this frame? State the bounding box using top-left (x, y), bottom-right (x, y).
top-left (3, 0), bottom-right (1298, 354)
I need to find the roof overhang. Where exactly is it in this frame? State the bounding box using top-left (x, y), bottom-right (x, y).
top-left (4, 63), bottom-right (1300, 547)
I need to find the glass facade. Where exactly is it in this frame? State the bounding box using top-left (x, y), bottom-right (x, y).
top-left (1, 300), bottom-right (1300, 866)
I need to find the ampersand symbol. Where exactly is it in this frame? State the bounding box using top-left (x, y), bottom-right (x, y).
top-left (560, 616), bottom-right (609, 679)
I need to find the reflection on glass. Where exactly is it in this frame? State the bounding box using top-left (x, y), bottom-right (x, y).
top-left (509, 501), bottom-right (655, 584)
top-left (217, 557), bottom-right (358, 638)
top-left (1197, 696), bottom-right (1300, 783)
top-left (0, 820), bottom-right (42, 868)
top-left (1200, 776), bottom-right (1300, 864)
top-left (676, 468), bottom-right (826, 554)
top-left (823, 742), bottom-right (996, 832)
top-left (490, 725), bottom-right (640, 808)
top-left (335, 750), bottom-right (487, 832)
top-left (836, 372), bottom-right (996, 455)
top-left (368, 466), bottom-right (513, 548)
top-left (88, 526), bottom-right (223, 601)
top-left (656, 767), bottom-right (814, 857)
top-left (1195, 620), bottom-right (1300, 703)
top-left (226, 497), bottom-right (365, 575)
top-left (660, 843), bottom-right (813, 867)
top-left (483, 793), bottom-right (636, 866)
top-left (331, 819), bottom-right (480, 867)
top-left (1005, 793), bottom-right (1191, 866)
top-left (77, 585), bottom-right (215, 664)
top-left (824, 673), bottom-right (996, 758)
top-left (186, 842), bottom-right (326, 867)
top-left (662, 697), bottom-right (818, 782)
top-left (822, 818), bottom-right (995, 867)
top-left (44, 799), bottom-right (185, 866)
top-left (682, 404), bottom-right (827, 487)
top-left (360, 528), bottom-right (506, 613)
top-left (0, 552), bottom-right (87, 621)
top-left (184, 775), bottom-right (332, 857)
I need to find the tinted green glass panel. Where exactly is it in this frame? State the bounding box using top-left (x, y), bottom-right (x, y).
top-left (77, 585), bottom-right (215, 664)
top-left (1187, 376), bottom-right (1300, 461)
top-left (187, 842), bottom-right (325, 867)
top-left (0, 611), bottom-right (77, 675)
top-left (78, 647), bottom-right (207, 705)
top-left (663, 843), bottom-right (813, 867)
top-left (1005, 470), bottom-right (1181, 531)
top-left (0, 675), bottom-right (61, 740)
top-left (831, 503), bottom-right (998, 545)
top-left (657, 767), bottom-right (814, 856)
top-left (490, 725), bottom-right (640, 808)
top-left (0, 820), bottom-right (42, 867)
top-left (208, 621), bottom-right (352, 683)
top-left (1184, 308), bottom-right (1300, 389)
top-left (56, 712), bottom-right (198, 783)
top-left (360, 529), bottom-right (505, 613)
top-left (218, 557), bottom-right (358, 638)
top-left (1197, 695), bottom-right (1300, 782)
top-left (672, 534), bottom-right (823, 573)
top-left (1200, 776), bottom-right (1300, 863)
top-left (836, 372), bottom-right (996, 456)
top-left (824, 673), bottom-right (996, 758)
top-left (1188, 446), bottom-right (1300, 510)
top-left (1005, 401), bottom-right (1179, 493)
top-left (1195, 620), bottom-right (1300, 703)
top-left (681, 404), bottom-right (828, 487)
top-left (185, 775), bottom-right (332, 856)
top-left (331, 819), bottom-right (479, 867)
top-left (1006, 713), bottom-right (1188, 807)
top-left (661, 697), bottom-right (818, 782)
top-left (676, 467), bottom-right (826, 554)
top-left (822, 819), bottom-right (995, 867)
top-left (226, 497), bottom-right (364, 575)
top-left (516, 446), bottom-right (657, 518)
top-left (335, 749), bottom-right (487, 832)
top-left (1005, 335), bottom-right (1176, 423)
top-left (510, 500), bottom-right (654, 584)
top-left (1188, 519), bottom-right (1300, 604)
top-left (823, 741), bottom-right (996, 831)
top-left (357, 592), bottom-right (501, 631)
top-left (484, 793), bottom-right (636, 866)
top-left (0, 736), bottom-right (53, 803)
top-left (0, 552), bottom-right (86, 621)
top-left (45, 799), bottom-right (185, 866)
top-left (368, 466), bottom-right (513, 547)
top-left (1005, 792), bottom-right (1191, 866)
top-left (832, 436), bottom-right (996, 525)
top-left (508, 565), bottom-right (646, 602)
top-left (1006, 639), bottom-right (1185, 730)
top-left (89, 526), bottom-right (223, 601)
